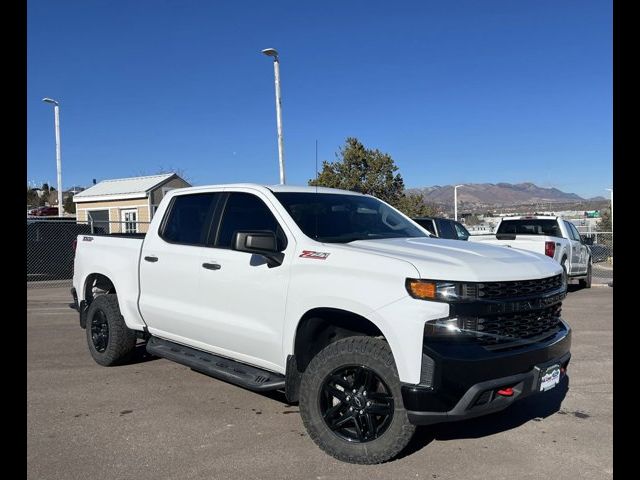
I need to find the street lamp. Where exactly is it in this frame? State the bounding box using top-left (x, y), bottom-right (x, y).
top-left (454, 184), bottom-right (464, 221)
top-left (42, 97), bottom-right (63, 216)
top-left (261, 48), bottom-right (286, 184)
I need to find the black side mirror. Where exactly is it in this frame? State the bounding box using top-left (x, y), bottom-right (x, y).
top-left (582, 236), bottom-right (594, 246)
top-left (232, 231), bottom-right (284, 267)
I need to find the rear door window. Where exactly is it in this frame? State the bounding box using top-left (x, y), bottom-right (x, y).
top-left (160, 193), bottom-right (219, 245)
top-left (565, 222), bottom-right (581, 241)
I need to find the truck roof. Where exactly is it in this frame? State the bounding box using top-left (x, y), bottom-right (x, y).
top-left (501, 215), bottom-right (559, 221)
top-left (170, 183), bottom-right (366, 196)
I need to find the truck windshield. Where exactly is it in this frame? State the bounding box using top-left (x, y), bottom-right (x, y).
top-left (273, 192), bottom-right (427, 243)
top-left (497, 219), bottom-right (562, 237)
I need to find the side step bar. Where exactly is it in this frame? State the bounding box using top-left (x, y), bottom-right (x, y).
top-left (146, 337), bottom-right (285, 392)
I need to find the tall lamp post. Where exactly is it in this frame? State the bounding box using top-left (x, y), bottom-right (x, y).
top-left (454, 184), bottom-right (464, 221)
top-left (261, 48), bottom-right (286, 184)
top-left (42, 97), bottom-right (63, 216)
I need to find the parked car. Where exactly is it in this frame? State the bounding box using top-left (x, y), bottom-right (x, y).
top-left (28, 206), bottom-right (60, 216)
top-left (27, 221), bottom-right (105, 281)
top-left (71, 184), bottom-right (570, 464)
top-left (412, 216), bottom-right (470, 240)
top-left (469, 215), bottom-right (592, 288)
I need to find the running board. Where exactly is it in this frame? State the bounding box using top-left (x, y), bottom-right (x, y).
top-left (146, 337), bottom-right (285, 392)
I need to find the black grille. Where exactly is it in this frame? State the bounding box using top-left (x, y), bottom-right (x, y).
top-left (462, 274), bottom-right (563, 300)
top-left (461, 304), bottom-right (562, 346)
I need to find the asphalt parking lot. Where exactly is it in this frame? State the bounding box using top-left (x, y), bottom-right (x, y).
top-left (27, 286), bottom-right (612, 480)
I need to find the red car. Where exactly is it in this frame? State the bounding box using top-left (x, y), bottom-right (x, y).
top-left (28, 206), bottom-right (60, 216)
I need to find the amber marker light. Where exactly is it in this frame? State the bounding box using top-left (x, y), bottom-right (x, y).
top-left (406, 279), bottom-right (437, 300)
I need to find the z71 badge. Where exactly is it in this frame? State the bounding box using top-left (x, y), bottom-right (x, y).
top-left (299, 250), bottom-right (330, 260)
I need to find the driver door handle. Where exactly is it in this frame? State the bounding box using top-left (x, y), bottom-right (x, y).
top-left (144, 256), bottom-right (159, 263)
top-left (202, 262), bottom-right (221, 270)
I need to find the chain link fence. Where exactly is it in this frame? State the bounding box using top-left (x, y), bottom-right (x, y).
top-left (582, 231), bottom-right (613, 286)
top-left (27, 217), bottom-right (612, 288)
top-left (27, 217), bottom-right (149, 289)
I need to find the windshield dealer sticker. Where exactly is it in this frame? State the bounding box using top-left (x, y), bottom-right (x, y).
top-left (299, 250), bottom-right (330, 260)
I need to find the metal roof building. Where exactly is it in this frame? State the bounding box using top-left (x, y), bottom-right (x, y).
top-left (73, 173), bottom-right (190, 233)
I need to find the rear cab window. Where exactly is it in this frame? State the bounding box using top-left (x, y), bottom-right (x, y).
top-left (497, 219), bottom-right (562, 238)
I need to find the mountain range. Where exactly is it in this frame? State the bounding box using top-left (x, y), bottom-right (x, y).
top-left (407, 182), bottom-right (606, 207)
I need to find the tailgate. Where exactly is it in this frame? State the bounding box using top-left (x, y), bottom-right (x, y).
top-left (468, 234), bottom-right (547, 255)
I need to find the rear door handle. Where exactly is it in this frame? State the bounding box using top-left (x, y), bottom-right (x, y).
top-left (144, 256), bottom-right (159, 263)
top-left (202, 262), bottom-right (221, 270)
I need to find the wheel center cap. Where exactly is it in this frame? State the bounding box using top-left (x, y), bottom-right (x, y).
top-left (353, 396), bottom-right (363, 408)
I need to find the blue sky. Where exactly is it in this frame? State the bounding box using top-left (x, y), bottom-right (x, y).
top-left (27, 0), bottom-right (612, 198)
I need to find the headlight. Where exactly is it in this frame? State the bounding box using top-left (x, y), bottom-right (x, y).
top-left (405, 279), bottom-right (469, 302)
top-left (424, 317), bottom-right (463, 337)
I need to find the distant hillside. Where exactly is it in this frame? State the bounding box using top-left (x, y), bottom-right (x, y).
top-left (407, 182), bottom-right (585, 207)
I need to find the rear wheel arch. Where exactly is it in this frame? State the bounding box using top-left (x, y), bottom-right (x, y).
top-left (83, 273), bottom-right (117, 307)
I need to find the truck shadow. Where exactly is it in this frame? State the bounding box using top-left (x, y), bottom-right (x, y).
top-left (129, 342), bottom-right (161, 364)
top-left (399, 375), bottom-right (570, 459)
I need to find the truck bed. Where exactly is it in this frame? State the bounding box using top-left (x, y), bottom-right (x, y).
top-left (72, 234), bottom-right (147, 330)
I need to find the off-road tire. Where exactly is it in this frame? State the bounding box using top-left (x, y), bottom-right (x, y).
top-left (299, 336), bottom-right (416, 464)
top-left (86, 294), bottom-right (137, 366)
top-left (579, 261), bottom-right (592, 289)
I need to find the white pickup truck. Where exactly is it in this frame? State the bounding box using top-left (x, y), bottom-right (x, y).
top-left (71, 184), bottom-right (571, 464)
top-left (469, 216), bottom-right (592, 288)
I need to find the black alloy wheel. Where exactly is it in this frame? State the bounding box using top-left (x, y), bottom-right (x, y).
top-left (299, 336), bottom-right (415, 464)
top-left (85, 294), bottom-right (137, 366)
top-left (319, 365), bottom-right (394, 443)
top-left (90, 309), bottom-right (110, 352)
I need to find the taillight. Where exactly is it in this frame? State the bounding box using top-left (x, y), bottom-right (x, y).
top-left (72, 238), bottom-right (77, 255)
top-left (545, 241), bottom-right (555, 258)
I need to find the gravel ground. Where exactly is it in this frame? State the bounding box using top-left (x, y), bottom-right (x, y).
top-left (27, 285), bottom-right (613, 480)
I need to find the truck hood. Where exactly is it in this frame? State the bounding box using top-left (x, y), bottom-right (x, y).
top-left (344, 237), bottom-right (561, 282)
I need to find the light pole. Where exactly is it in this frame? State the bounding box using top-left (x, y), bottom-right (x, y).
top-left (261, 48), bottom-right (286, 184)
top-left (42, 97), bottom-right (63, 216)
top-left (454, 184), bottom-right (464, 221)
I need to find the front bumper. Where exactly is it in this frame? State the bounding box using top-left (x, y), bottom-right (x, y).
top-left (402, 320), bottom-right (571, 425)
